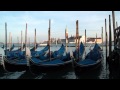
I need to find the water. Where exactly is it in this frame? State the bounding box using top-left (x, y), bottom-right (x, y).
top-left (0, 45), bottom-right (112, 79)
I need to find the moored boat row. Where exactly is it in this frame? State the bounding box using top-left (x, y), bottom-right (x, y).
top-left (0, 20), bottom-right (103, 76)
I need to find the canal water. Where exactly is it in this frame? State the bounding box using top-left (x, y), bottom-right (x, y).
top-left (0, 45), bottom-right (112, 79)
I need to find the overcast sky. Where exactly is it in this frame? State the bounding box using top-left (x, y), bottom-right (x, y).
top-left (0, 11), bottom-right (120, 43)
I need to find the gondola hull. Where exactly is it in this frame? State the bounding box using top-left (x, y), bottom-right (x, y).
top-left (29, 59), bottom-right (73, 74)
top-left (3, 57), bottom-right (28, 72)
top-left (0, 64), bottom-right (5, 72)
top-left (74, 43), bottom-right (103, 73)
top-left (74, 58), bottom-right (103, 73)
top-left (75, 63), bottom-right (102, 79)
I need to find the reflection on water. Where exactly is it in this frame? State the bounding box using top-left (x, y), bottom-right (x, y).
top-left (75, 64), bottom-right (102, 79)
top-left (0, 46), bottom-right (116, 79)
top-left (40, 67), bottom-right (76, 79)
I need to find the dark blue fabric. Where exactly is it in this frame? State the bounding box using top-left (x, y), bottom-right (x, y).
top-left (85, 43), bottom-right (101, 61)
top-left (52, 44), bottom-right (65, 58)
top-left (7, 50), bottom-right (25, 59)
top-left (32, 57), bottom-right (64, 64)
top-left (7, 58), bottom-right (27, 64)
top-left (78, 44), bottom-right (102, 65)
top-left (79, 42), bottom-right (85, 55)
top-left (73, 42), bottom-right (85, 58)
top-left (38, 44), bottom-right (65, 60)
top-left (85, 50), bottom-right (101, 61)
top-left (31, 45), bottom-right (49, 58)
top-left (93, 43), bottom-right (101, 51)
top-left (31, 57), bottom-right (43, 63)
top-left (38, 53), bottom-right (49, 60)
top-left (35, 45), bottom-right (49, 56)
top-left (40, 59), bottom-right (64, 64)
top-left (30, 43), bottom-right (39, 51)
top-left (78, 59), bottom-right (96, 65)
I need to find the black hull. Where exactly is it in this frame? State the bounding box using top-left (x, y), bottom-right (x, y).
top-left (0, 65), bottom-right (7, 77)
top-left (29, 59), bottom-right (73, 74)
top-left (74, 59), bottom-right (102, 73)
top-left (3, 58), bottom-right (28, 72)
top-left (0, 64), bottom-right (5, 72)
top-left (75, 64), bottom-right (102, 79)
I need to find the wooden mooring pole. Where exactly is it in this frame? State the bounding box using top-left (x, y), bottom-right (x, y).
top-left (11, 34), bottom-right (12, 50)
top-left (85, 29), bottom-right (86, 56)
top-left (102, 27), bottom-right (103, 50)
top-left (112, 11), bottom-right (116, 49)
top-left (105, 18), bottom-right (108, 78)
top-left (29, 37), bottom-right (30, 48)
top-left (76, 20), bottom-right (79, 50)
top-left (76, 20), bottom-right (79, 60)
top-left (48, 19), bottom-right (51, 61)
top-left (116, 21), bottom-right (118, 28)
top-left (5, 22), bottom-right (7, 56)
top-left (21, 30), bottom-right (23, 51)
top-left (17, 37), bottom-right (19, 49)
top-left (65, 27), bottom-right (68, 53)
top-left (105, 19), bottom-right (108, 64)
top-left (34, 28), bottom-right (36, 50)
top-left (9, 32), bottom-right (11, 51)
top-left (96, 33), bottom-right (97, 43)
top-left (109, 15), bottom-right (112, 58)
top-left (25, 23), bottom-right (27, 56)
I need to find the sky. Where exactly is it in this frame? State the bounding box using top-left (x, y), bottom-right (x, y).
top-left (0, 11), bottom-right (120, 43)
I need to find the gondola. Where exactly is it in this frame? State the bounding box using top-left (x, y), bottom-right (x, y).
top-left (28, 43), bottom-right (84, 74)
top-left (0, 47), bottom-right (5, 69)
top-left (2, 45), bottom-right (48, 72)
top-left (34, 44), bottom-right (65, 60)
top-left (74, 43), bottom-right (103, 73)
top-left (6, 44), bottom-right (25, 59)
top-left (28, 53), bottom-right (73, 74)
top-left (31, 44), bottom-right (49, 58)
top-left (2, 47), bottom-right (30, 72)
top-left (28, 44), bottom-right (73, 74)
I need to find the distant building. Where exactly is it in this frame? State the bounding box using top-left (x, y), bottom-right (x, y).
top-left (60, 35), bottom-right (82, 44)
top-left (87, 37), bottom-right (102, 44)
top-left (58, 36), bottom-right (102, 44)
top-left (42, 36), bottom-right (102, 44)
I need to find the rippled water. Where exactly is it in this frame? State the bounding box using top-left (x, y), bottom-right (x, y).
top-left (0, 46), bottom-right (112, 79)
